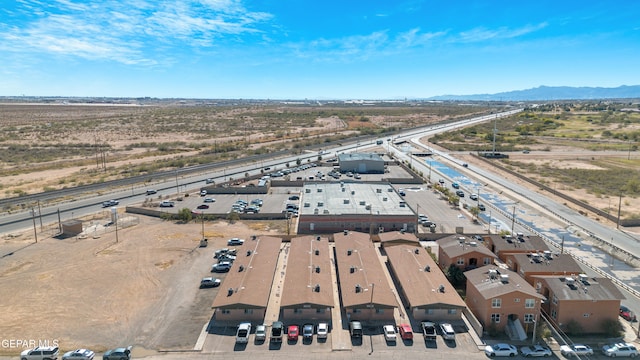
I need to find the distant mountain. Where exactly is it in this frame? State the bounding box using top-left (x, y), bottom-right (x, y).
top-left (427, 85), bottom-right (640, 101)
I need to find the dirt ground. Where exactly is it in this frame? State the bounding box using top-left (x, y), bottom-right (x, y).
top-left (0, 215), bottom-right (286, 355)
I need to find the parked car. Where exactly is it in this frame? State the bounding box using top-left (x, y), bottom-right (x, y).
top-left (235, 322), bottom-right (251, 343)
top-left (200, 190), bottom-right (207, 196)
top-left (560, 344), bottom-right (593, 357)
top-left (456, 190), bottom-right (465, 197)
top-left (20, 346), bottom-right (59, 360)
top-left (255, 324), bottom-right (267, 342)
top-left (303, 324), bottom-right (314, 341)
top-left (398, 323), bottom-right (413, 340)
top-left (211, 261), bottom-right (232, 272)
top-left (520, 345), bottom-right (552, 357)
top-left (270, 321), bottom-right (284, 342)
top-left (620, 305), bottom-right (637, 321)
top-left (398, 188), bottom-right (406, 196)
top-left (484, 343), bottom-right (518, 357)
top-left (349, 321), bottom-right (363, 338)
top-left (102, 346), bottom-right (131, 360)
top-left (146, 189), bottom-right (157, 195)
top-left (470, 193), bottom-right (478, 200)
top-left (62, 348), bottom-right (95, 360)
top-left (159, 201), bottom-right (174, 208)
top-left (102, 200), bottom-right (119, 208)
top-left (197, 204), bottom-right (209, 209)
top-left (602, 343), bottom-right (638, 357)
top-left (199, 277), bottom-right (221, 288)
top-left (287, 325), bottom-right (299, 341)
top-left (439, 323), bottom-right (455, 341)
top-left (421, 321), bottom-right (437, 341)
top-left (227, 238), bottom-right (244, 246)
top-left (204, 197), bottom-right (215, 203)
top-left (383, 324), bottom-right (397, 342)
top-left (317, 323), bottom-right (329, 339)
top-left (478, 204), bottom-right (486, 211)
top-left (452, 182), bottom-right (460, 189)
top-left (205, 178), bottom-right (215, 184)
top-left (288, 195), bottom-right (300, 200)
top-left (438, 178), bottom-right (445, 184)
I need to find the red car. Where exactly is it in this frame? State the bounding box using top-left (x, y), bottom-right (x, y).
top-left (287, 325), bottom-right (299, 341)
top-left (398, 323), bottom-right (413, 340)
top-left (620, 305), bottom-right (637, 321)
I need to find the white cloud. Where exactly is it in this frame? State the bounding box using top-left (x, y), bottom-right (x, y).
top-left (457, 23), bottom-right (548, 43)
top-left (0, 0), bottom-right (273, 65)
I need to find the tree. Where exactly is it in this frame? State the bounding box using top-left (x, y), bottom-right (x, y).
top-left (296, 158), bottom-right (301, 166)
top-left (445, 264), bottom-right (466, 287)
top-left (469, 206), bottom-right (481, 220)
top-left (177, 208), bottom-right (193, 223)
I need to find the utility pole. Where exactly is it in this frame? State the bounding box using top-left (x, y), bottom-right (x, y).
top-left (31, 208), bottom-right (38, 243)
top-left (617, 192), bottom-right (623, 229)
top-left (511, 205), bottom-right (516, 235)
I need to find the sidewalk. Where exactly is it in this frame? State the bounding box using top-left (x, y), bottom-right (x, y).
top-left (328, 243), bottom-right (352, 351)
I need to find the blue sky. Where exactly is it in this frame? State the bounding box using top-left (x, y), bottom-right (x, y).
top-left (1, 0), bottom-right (639, 99)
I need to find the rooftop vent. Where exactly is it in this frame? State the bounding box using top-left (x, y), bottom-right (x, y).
top-left (314, 284), bottom-right (320, 292)
top-left (414, 248), bottom-right (420, 254)
top-left (439, 284), bottom-right (445, 293)
top-left (387, 188), bottom-right (394, 192)
top-left (425, 265), bottom-right (431, 272)
top-left (566, 277), bottom-right (576, 287)
top-left (500, 274), bottom-right (509, 283)
top-left (317, 188), bottom-right (322, 192)
top-left (304, 202), bottom-right (310, 207)
top-left (376, 188), bottom-right (382, 193)
top-left (315, 266), bottom-right (321, 273)
top-left (251, 235), bottom-right (257, 240)
top-left (469, 241), bottom-right (478, 247)
top-left (316, 236), bottom-right (321, 241)
top-left (342, 187), bottom-right (346, 192)
top-left (489, 269), bottom-right (498, 279)
top-left (347, 249), bottom-right (353, 256)
top-left (579, 274), bottom-right (589, 284)
top-left (351, 191), bottom-right (355, 195)
top-left (350, 266), bottom-right (356, 273)
top-left (239, 265), bottom-right (245, 272)
top-left (458, 237), bottom-right (466, 243)
top-left (315, 249), bottom-right (320, 255)
top-left (383, 197), bottom-right (388, 201)
top-left (246, 250), bottom-right (252, 256)
top-left (227, 288), bottom-right (234, 296)
top-left (305, 188), bottom-right (311, 193)
top-left (344, 230), bottom-right (348, 235)
top-left (355, 284), bottom-right (362, 293)
top-left (543, 250), bottom-right (552, 259)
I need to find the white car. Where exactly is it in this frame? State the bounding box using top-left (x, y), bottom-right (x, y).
top-left (317, 323), bottom-right (329, 339)
top-left (62, 348), bottom-right (95, 360)
top-left (520, 345), bottom-right (552, 357)
top-left (227, 238), bottom-right (244, 246)
top-left (484, 343), bottom-right (518, 357)
top-left (383, 324), bottom-right (397, 342)
top-left (602, 343), bottom-right (638, 357)
top-left (236, 322), bottom-right (251, 343)
top-left (560, 344), bottom-right (593, 357)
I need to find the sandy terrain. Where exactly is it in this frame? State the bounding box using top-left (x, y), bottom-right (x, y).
top-left (0, 215), bottom-right (285, 355)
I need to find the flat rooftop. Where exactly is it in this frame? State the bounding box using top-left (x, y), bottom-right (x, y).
top-left (299, 182), bottom-right (414, 216)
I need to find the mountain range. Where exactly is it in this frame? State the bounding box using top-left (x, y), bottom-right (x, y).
top-left (427, 85), bottom-right (640, 101)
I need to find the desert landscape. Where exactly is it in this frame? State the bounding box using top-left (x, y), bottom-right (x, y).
top-left (1, 100), bottom-right (640, 355)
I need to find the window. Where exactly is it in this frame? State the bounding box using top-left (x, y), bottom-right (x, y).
top-left (448, 309), bottom-right (457, 315)
top-left (294, 309), bottom-right (303, 314)
top-left (244, 309), bottom-right (253, 315)
top-left (524, 314), bottom-right (534, 323)
top-left (525, 299), bottom-right (535, 308)
top-left (221, 309), bottom-right (230, 314)
top-left (491, 298), bottom-right (502, 308)
top-left (583, 313), bottom-right (590, 318)
top-left (483, 257), bottom-right (492, 265)
top-left (457, 258), bottom-right (465, 265)
top-left (316, 308), bottom-right (325, 314)
top-left (425, 309), bottom-right (434, 315)
top-left (552, 295), bottom-right (558, 305)
top-left (551, 309), bottom-right (557, 319)
top-left (353, 309), bottom-right (362, 314)
top-left (491, 313), bottom-right (501, 323)
top-left (376, 309), bottom-right (384, 314)
top-left (514, 298), bottom-right (520, 303)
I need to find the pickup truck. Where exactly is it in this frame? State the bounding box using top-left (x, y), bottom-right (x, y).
top-left (421, 321), bottom-right (437, 341)
top-left (270, 321), bottom-right (284, 342)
